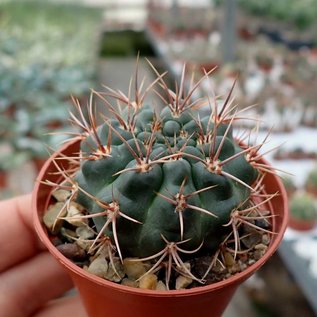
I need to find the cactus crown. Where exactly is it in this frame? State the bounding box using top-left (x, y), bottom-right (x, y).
top-left (45, 60), bottom-right (278, 288)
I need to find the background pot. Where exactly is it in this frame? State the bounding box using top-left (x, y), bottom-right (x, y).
top-left (33, 140), bottom-right (288, 317)
top-left (288, 217), bottom-right (316, 231)
top-left (0, 170), bottom-right (7, 189)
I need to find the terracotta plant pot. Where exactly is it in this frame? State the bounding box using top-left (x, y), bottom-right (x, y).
top-left (305, 184), bottom-right (317, 197)
top-left (32, 140), bottom-right (288, 317)
top-left (0, 170), bottom-right (7, 189)
top-left (288, 217), bottom-right (316, 231)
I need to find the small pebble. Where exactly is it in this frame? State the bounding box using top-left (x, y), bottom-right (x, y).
top-left (254, 249), bottom-right (265, 261)
top-left (175, 275), bottom-right (193, 290)
top-left (253, 244), bottom-right (268, 260)
top-left (57, 243), bottom-right (87, 261)
top-left (224, 252), bottom-right (235, 267)
top-left (241, 231), bottom-right (262, 249)
top-left (76, 226), bottom-right (95, 239)
top-left (75, 238), bottom-right (94, 252)
top-left (238, 253), bottom-right (248, 263)
top-left (123, 258), bottom-right (147, 280)
top-left (183, 262), bottom-right (191, 270)
top-left (139, 273), bottom-right (158, 290)
top-left (60, 227), bottom-right (77, 241)
top-left (43, 202), bottom-right (66, 234)
top-left (212, 261), bottom-right (227, 274)
top-left (52, 189), bottom-right (71, 202)
top-left (156, 280), bottom-right (167, 291)
top-left (228, 262), bottom-right (242, 274)
top-left (87, 256), bottom-right (109, 278)
top-left (239, 262), bottom-right (248, 271)
top-left (105, 258), bottom-right (125, 282)
top-left (121, 278), bottom-right (139, 288)
top-left (255, 216), bottom-right (271, 229)
top-left (248, 259), bottom-right (256, 265)
top-left (66, 202), bottom-right (87, 227)
top-left (254, 243), bottom-right (268, 251)
top-left (262, 234), bottom-right (271, 245)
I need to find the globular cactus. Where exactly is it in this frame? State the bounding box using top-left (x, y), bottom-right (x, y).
top-left (289, 193), bottom-right (317, 221)
top-left (49, 62), bottom-right (276, 285)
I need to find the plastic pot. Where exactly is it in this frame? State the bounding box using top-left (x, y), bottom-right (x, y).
top-left (0, 170), bottom-right (7, 189)
top-left (33, 140), bottom-right (288, 317)
top-left (288, 217), bottom-right (316, 231)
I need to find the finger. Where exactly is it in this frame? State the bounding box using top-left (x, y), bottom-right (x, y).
top-left (0, 194), bottom-right (45, 272)
top-left (0, 252), bottom-right (73, 317)
top-left (34, 296), bottom-right (87, 317)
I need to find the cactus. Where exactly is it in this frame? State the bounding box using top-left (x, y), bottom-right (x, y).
top-left (289, 193), bottom-right (317, 221)
top-left (45, 62), bottom-right (278, 288)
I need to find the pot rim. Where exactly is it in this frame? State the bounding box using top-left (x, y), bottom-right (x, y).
top-left (32, 140), bottom-right (288, 297)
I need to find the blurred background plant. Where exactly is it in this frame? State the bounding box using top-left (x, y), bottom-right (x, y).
top-left (0, 0), bottom-right (102, 182)
top-left (288, 192), bottom-right (317, 231)
top-left (238, 0), bottom-right (317, 32)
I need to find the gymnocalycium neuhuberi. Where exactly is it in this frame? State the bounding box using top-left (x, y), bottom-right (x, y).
top-left (43, 60), bottom-right (278, 289)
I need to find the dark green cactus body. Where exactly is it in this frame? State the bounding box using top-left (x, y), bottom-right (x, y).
top-left (75, 104), bottom-right (258, 258)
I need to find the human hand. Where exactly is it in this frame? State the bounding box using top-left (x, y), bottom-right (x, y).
top-left (0, 194), bottom-right (87, 317)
